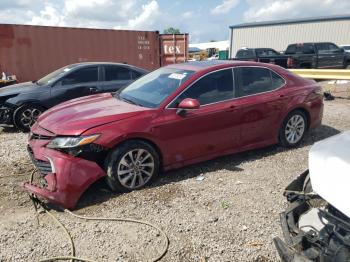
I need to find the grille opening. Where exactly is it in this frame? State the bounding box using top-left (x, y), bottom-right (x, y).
top-left (27, 146), bottom-right (53, 176)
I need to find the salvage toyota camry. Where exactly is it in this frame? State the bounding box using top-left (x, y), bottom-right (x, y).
top-left (25, 61), bottom-right (324, 208)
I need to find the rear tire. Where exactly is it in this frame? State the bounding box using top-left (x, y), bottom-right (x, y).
top-left (13, 104), bottom-right (44, 132)
top-left (105, 140), bottom-right (160, 192)
top-left (279, 110), bottom-right (307, 147)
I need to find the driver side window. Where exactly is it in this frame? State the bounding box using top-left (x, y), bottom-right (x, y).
top-left (170, 69), bottom-right (234, 107)
top-left (58, 66), bottom-right (98, 86)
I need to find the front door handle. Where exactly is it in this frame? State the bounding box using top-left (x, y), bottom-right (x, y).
top-left (89, 87), bottom-right (98, 93)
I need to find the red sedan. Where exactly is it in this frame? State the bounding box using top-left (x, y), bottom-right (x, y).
top-left (25, 61), bottom-right (323, 209)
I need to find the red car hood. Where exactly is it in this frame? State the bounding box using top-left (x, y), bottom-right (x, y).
top-left (37, 93), bottom-right (148, 135)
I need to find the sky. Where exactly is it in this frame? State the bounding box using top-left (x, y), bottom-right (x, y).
top-left (0, 0), bottom-right (350, 43)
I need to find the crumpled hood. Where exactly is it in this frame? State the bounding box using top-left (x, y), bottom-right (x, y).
top-left (309, 131), bottom-right (350, 218)
top-left (37, 93), bottom-right (149, 135)
top-left (0, 82), bottom-right (38, 96)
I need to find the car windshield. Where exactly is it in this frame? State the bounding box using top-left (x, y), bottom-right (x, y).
top-left (343, 46), bottom-right (350, 51)
top-left (36, 65), bottom-right (76, 86)
top-left (117, 67), bottom-right (195, 108)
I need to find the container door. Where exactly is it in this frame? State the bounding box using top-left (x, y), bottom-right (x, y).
top-left (160, 34), bottom-right (189, 66)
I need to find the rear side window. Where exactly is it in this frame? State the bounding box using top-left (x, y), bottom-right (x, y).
top-left (236, 50), bottom-right (255, 58)
top-left (285, 45), bottom-right (296, 54)
top-left (271, 71), bottom-right (285, 89)
top-left (286, 44), bottom-right (314, 54)
top-left (256, 49), bottom-right (279, 56)
top-left (328, 43), bottom-right (341, 53)
top-left (301, 44), bottom-right (315, 54)
top-left (316, 43), bottom-right (340, 54)
top-left (105, 66), bottom-right (132, 81)
top-left (234, 67), bottom-right (284, 97)
top-left (131, 70), bottom-right (143, 80)
top-left (171, 69), bottom-right (234, 106)
top-left (61, 67), bottom-right (98, 85)
top-left (316, 43), bottom-right (330, 54)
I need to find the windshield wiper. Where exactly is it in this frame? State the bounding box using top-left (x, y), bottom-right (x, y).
top-left (119, 96), bottom-right (143, 107)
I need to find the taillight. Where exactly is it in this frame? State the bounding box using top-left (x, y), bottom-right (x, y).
top-left (287, 57), bottom-right (294, 68)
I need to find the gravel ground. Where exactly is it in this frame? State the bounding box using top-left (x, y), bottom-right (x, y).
top-left (0, 98), bottom-right (350, 262)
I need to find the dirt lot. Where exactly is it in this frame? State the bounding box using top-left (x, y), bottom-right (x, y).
top-left (1, 98), bottom-right (350, 262)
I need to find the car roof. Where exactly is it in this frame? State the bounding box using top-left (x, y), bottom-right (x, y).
top-left (238, 48), bottom-right (275, 51)
top-left (287, 42), bottom-right (335, 46)
top-left (166, 60), bottom-right (278, 72)
top-left (67, 62), bottom-right (148, 71)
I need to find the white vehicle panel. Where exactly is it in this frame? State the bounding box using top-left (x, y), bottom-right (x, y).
top-left (309, 131), bottom-right (350, 218)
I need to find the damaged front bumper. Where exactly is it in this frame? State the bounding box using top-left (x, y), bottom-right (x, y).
top-left (274, 171), bottom-right (350, 262)
top-left (24, 129), bottom-right (107, 209)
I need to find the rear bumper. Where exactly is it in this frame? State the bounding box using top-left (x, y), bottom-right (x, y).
top-left (24, 139), bottom-right (106, 209)
top-left (309, 97), bottom-right (324, 130)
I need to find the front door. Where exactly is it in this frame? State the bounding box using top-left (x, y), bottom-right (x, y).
top-left (155, 68), bottom-right (241, 166)
top-left (49, 66), bottom-right (100, 107)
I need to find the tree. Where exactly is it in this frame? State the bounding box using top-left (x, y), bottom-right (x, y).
top-left (163, 27), bottom-right (181, 34)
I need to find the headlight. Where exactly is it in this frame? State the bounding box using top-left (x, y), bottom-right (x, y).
top-left (47, 134), bottom-right (100, 149)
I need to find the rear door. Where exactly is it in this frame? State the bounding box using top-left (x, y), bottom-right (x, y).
top-left (49, 66), bottom-right (100, 107)
top-left (315, 43), bottom-right (337, 68)
top-left (100, 65), bottom-right (135, 92)
top-left (232, 66), bottom-right (287, 148)
top-left (327, 43), bottom-right (344, 67)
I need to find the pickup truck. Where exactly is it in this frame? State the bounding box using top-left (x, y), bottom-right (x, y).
top-left (285, 42), bottom-right (348, 69)
top-left (234, 48), bottom-right (292, 68)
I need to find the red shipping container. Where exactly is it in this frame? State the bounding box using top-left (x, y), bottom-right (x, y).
top-left (0, 25), bottom-right (170, 82)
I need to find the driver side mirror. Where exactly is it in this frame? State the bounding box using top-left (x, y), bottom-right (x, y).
top-left (176, 98), bottom-right (200, 116)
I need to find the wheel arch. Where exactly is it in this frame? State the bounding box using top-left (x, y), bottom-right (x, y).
top-left (108, 136), bottom-right (164, 169)
top-left (16, 100), bottom-right (48, 110)
top-left (281, 106), bottom-right (311, 130)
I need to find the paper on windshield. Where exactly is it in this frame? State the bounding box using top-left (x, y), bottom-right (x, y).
top-left (168, 73), bottom-right (186, 80)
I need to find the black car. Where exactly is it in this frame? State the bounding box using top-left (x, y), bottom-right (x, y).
top-left (234, 48), bottom-right (291, 68)
top-left (285, 42), bottom-right (348, 69)
top-left (0, 62), bottom-right (148, 131)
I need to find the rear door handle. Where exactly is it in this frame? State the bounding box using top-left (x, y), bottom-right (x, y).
top-left (226, 105), bottom-right (237, 112)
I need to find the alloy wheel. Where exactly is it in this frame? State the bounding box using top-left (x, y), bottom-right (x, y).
top-left (117, 149), bottom-right (155, 189)
top-left (285, 114), bottom-right (305, 144)
top-left (20, 108), bottom-right (42, 128)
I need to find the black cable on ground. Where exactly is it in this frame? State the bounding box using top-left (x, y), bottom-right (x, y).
top-left (28, 177), bottom-right (169, 262)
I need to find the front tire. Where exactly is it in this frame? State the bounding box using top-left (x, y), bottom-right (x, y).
top-left (279, 110), bottom-right (307, 147)
top-left (105, 140), bottom-right (160, 192)
top-left (13, 104), bottom-right (44, 132)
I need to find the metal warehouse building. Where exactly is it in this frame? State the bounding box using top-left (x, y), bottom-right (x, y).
top-left (229, 15), bottom-right (350, 58)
